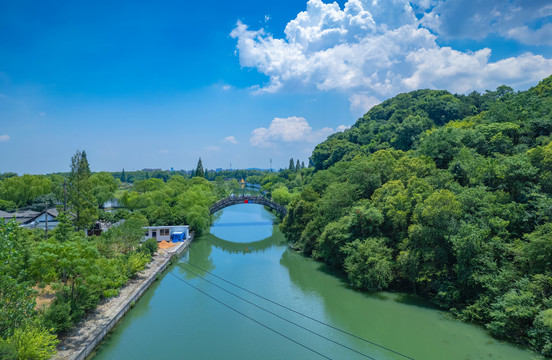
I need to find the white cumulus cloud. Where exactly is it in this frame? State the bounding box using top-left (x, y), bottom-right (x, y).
top-left (250, 116), bottom-right (342, 148)
top-left (0, 134), bottom-right (10, 142)
top-left (231, 0), bottom-right (552, 102)
top-left (349, 93), bottom-right (381, 117)
top-left (224, 136), bottom-right (239, 144)
top-left (506, 24), bottom-right (552, 46)
top-left (421, 0), bottom-right (552, 42)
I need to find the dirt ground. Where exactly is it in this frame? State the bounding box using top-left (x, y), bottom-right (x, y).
top-left (35, 284), bottom-right (56, 310)
top-left (158, 240), bottom-right (175, 249)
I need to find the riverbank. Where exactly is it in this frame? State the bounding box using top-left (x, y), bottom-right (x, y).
top-left (92, 204), bottom-right (541, 360)
top-left (52, 235), bottom-right (193, 360)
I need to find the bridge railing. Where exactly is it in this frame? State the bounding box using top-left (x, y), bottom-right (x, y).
top-left (209, 195), bottom-right (286, 216)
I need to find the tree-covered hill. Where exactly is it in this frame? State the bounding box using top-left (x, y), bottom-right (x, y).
top-left (310, 78), bottom-right (552, 171)
top-left (282, 75), bottom-right (552, 356)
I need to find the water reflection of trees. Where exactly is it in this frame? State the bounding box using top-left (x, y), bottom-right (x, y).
top-left (176, 236), bottom-right (215, 280)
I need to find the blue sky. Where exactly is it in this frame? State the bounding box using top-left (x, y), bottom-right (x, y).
top-left (1, 0), bottom-right (552, 174)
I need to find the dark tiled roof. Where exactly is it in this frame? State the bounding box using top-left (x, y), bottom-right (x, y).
top-left (0, 208), bottom-right (59, 224)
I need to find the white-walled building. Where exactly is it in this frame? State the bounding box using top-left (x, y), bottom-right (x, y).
top-left (143, 225), bottom-right (190, 242)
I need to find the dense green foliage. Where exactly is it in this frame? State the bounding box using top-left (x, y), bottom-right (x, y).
top-left (0, 151), bottom-right (226, 358)
top-left (280, 75), bottom-right (552, 356)
top-left (0, 213), bottom-right (159, 357)
top-left (120, 175), bottom-right (221, 235)
top-left (0, 175), bottom-right (56, 208)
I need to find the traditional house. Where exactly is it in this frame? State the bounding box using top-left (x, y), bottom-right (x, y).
top-left (0, 208), bottom-right (60, 230)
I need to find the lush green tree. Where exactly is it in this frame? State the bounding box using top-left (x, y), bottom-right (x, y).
top-left (344, 156), bottom-right (382, 199)
top-left (4, 321), bottom-right (58, 360)
top-left (418, 127), bottom-right (467, 168)
top-left (0, 175), bottom-right (53, 207)
top-left (371, 180), bottom-right (412, 241)
top-left (343, 237), bottom-right (394, 291)
top-left (68, 150), bottom-right (97, 230)
top-left (134, 178), bottom-right (164, 193)
top-left (494, 154), bottom-right (538, 202)
top-left (90, 172), bottom-right (118, 206)
top-left (281, 197), bottom-right (316, 246)
top-left (289, 158), bottom-right (295, 171)
top-left (314, 217), bottom-right (352, 268)
top-left (0, 220), bottom-right (36, 338)
top-left (488, 279), bottom-right (539, 344)
top-left (318, 182), bottom-right (358, 223)
top-left (450, 223), bottom-right (498, 306)
top-left (29, 193), bottom-right (57, 211)
top-left (0, 199), bottom-right (16, 211)
top-left (271, 185), bottom-right (293, 205)
top-left (523, 223), bottom-right (552, 274)
top-left (50, 211), bottom-right (79, 243)
top-left (194, 158), bottom-right (205, 178)
top-left (310, 136), bottom-right (361, 170)
top-left (406, 189), bottom-right (462, 290)
top-left (97, 215), bottom-right (148, 255)
top-left (531, 308), bottom-right (552, 356)
top-left (391, 115), bottom-right (433, 150)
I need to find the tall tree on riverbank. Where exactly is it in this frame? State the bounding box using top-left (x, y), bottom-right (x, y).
top-left (68, 150), bottom-right (97, 230)
top-left (194, 158), bottom-right (205, 178)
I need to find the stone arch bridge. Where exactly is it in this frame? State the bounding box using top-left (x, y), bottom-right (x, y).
top-left (209, 195), bottom-right (287, 216)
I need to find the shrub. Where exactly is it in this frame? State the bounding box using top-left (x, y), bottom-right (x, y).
top-left (530, 308), bottom-right (552, 356)
top-left (342, 237), bottom-right (394, 291)
top-left (103, 288), bottom-right (119, 298)
top-left (0, 340), bottom-right (18, 360)
top-left (0, 199), bottom-right (16, 212)
top-left (140, 238), bottom-right (158, 256)
top-left (126, 252), bottom-right (151, 276)
top-left (8, 321), bottom-right (58, 360)
top-left (42, 299), bottom-right (73, 334)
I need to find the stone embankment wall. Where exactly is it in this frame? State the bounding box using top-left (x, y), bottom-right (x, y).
top-left (53, 236), bottom-right (193, 360)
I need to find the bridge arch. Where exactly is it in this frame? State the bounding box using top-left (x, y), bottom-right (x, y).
top-left (209, 195), bottom-right (287, 216)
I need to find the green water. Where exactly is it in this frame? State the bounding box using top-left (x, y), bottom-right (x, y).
top-left (92, 204), bottom-right (540, 360)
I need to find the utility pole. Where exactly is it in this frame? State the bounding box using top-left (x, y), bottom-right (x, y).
top-left (270, 158), bottom-right (272, 172)
top-left (44, 206), bottom-right (48, 238)
top-left (64, 179), bottom-right (67, 212)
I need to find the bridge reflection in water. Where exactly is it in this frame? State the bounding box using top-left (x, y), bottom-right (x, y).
top-left (208, 230), bottom-right (285, 255)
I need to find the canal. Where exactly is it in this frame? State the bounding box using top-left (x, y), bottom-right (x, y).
top-left (92, 204), bottom-right (539, 359)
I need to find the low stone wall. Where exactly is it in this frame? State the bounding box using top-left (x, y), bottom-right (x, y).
top-left (53, 236), bottom-right (192, 360)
